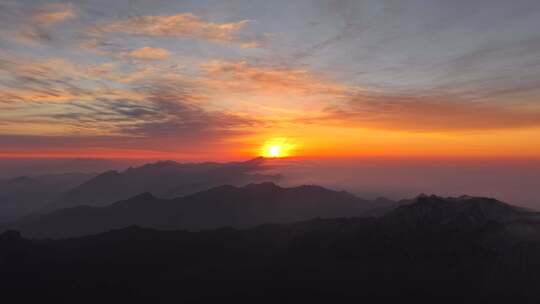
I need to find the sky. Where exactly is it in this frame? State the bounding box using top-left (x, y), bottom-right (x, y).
top-left (1, 0), bottom-right (540, 160)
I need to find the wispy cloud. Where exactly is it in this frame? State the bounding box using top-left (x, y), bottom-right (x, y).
top-left (92, 13), bottom-right (258, 47)
top-left (10, 2), bottom-right (75, 44)
top-left (31, 3), bottom-right (74, 25)
top-left (0, 52), bottom-right (260, 149)
top-left (127, 47), bottom-right (171, 61)
top-left (318, 92), bottom-right (540, 132)
top-left (201, 60), bottom-right (347, 96)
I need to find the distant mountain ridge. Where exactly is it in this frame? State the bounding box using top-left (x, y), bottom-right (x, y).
top-left (0, 172), bottom-right (95, 222)
top-left (5, 181), bottom-right (539, 239)
top-left (47, 157), bottom-right (280, 211)
top-left (6, 182), bottom-right (394, 238)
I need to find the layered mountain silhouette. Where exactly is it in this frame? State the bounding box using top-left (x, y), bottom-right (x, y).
top-left (2, 159), bottom-right (540, 303)
top-left (6, 182), bottom-right (538, 240)
top-left (46, 157), bottom-right (279, 211)
top-left (2, 193), bottom-right (540, 304)
top-left (6, 182), bottom-right (395, 238)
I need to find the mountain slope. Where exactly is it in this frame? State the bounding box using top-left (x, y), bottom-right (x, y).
top-left (47, 157), bottom-right (279, 210)
top-left (6, 183), bottom-right (389, 238)
top-left (385, 194), bottom-right (538, 228)
top-left (7, 185), bottom-right (538, 240)
top-left (2, 203), bottom-right (540, 304)
top-left (0, 172), bottom-right (95, 222)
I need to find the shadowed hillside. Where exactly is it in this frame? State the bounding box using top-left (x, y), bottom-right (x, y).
top-left (2, 194), bottom-right (540, 304)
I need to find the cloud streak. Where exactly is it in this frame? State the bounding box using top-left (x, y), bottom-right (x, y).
top-left (0, 53), bottom-right (260, 152)
top-left (319, 93), bottom-right (540, 132)
top-left (93, 13), bottom-right (258, 47)
top-left (31, 3), bottom-right (74, 25)
top-left (201, 60), bottom-right (347, 96)
top-left (127, 47), bottom-right (171, 60)
top-left (7, 2), bottom-right (75, 44)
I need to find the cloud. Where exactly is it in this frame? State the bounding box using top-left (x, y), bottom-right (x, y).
top-left (0, 85), bottom-right (260, 154)
top-left (32, 3), bottom-right (74, 25)
top-left (0, 52), bottom-right (260, 151)
top-left (0, 56), bottom-right (108, 103)
top-left (239, 41), bottom-right (260, 49)
top-left (3, 51), bottom-right (539, 137)
top-left (124, 88), bottom-right (258, 139)
top-left (318, 92), bottom-right (540, 132)
top-left (127, 47), bottom-right (171, 60)
top-left (200, 60), bottom-right (347, 96)
top-left (13, 26), bottom-right (52, 44)
top-left (0, 53), bottom-right (157, 104)
top-left (94, 13), bottom-right (258, 47)
top-left (292, 22), bottom-right (367, 63)
top-left (8, 3), bottom-right (75, 44)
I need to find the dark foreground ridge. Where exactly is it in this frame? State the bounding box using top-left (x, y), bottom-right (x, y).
top-left (2, 194), bottom-right (540, 304)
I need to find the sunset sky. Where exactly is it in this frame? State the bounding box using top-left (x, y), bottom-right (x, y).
top-left (1, 0), bottom-right (540, 160)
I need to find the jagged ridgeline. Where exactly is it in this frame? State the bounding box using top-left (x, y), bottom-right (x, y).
top-left (4, 182), bottom-right (395, 238)
top-left (2, 192), bottom-right (540, 303)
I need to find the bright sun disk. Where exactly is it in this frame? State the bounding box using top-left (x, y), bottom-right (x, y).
top-left (268, 145), bottom-right (281, 157)
top-left (260, 138), bottom-right (295, 158)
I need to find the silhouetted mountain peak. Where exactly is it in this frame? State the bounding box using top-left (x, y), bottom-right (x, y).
top-left (74, 170), bottom-right (120, 187)
top-left (295, 184), bottom-right (352, 194)
top-left (185, 182), bottom-right (359, 202)
top-left (388, 194), bottom-right (530, 227)
top-left (131, 192), bottom-right (156, 201)
top-left (415, 193), bottom-right (436, 201)
top-left (47, 158), bottom-right (279, 210)
top-left (245, 181), bottom-right (282, 191)
top-left (186, 182), bottom-right (284, 198)
top-left (135, 160), bottom-right (189, 172)
top-left (64, 170), bottom-right (120, 194)
top-left (98, 170), bottom-right (121, 178)
top-left (111, 192), bottom-right (162, 208)
top-left (146, 160), bottom-right (180, 167)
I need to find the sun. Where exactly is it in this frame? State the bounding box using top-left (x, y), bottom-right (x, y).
top-left (260, 138), bottom-right (295, 158)
top-left (268, 145), bottom-right (281, 157)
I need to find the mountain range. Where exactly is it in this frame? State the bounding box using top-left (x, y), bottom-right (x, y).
top-left (5, 181), bottom-right (540, 240)
top-left (0, 172), bottom-right (95, 222)
top-left (5, 182), bottom-right (396, 238)
top-left (47, 157), bottom-right (279, 211)
top-left (2, 192), bottom-right (540, 303)
top-left (2, 158), bottom-right (540, 302)
top-left (0, 158), bottom-right (279, 222)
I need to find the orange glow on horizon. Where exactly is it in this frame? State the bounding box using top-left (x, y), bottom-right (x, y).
top-left (259, 138), bottom-right (296, 158)
top-left (2, 126), bottom-right (540, 161)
